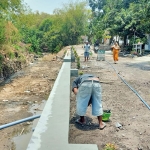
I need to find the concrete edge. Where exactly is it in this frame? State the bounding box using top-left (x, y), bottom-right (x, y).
top-left (27, 50), bottom-right (98, 150)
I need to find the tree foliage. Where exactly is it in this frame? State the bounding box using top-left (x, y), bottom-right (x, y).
top-left (88, 0), bottom-right (150, 46)
top-left (0, 0), bottom-right (89, 56)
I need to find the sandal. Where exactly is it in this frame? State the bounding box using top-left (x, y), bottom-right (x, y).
top-left (75, 119), bottom-right (86, 126)
top-left (99, 123), bottom-right (106, 130)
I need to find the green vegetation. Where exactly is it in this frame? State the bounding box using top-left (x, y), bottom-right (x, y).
top-left (0, 1), bottom-right (88, 53)
top-left (77, 56), bottom-right (80, 69)
top-left (72, 47), bottom-right (80, 69)
top-left (0, 54), bottom-right (4, 71)
top-left (63, 50), bottom-right (67, 57)
top-left (79, 71), bottom-right (83, 75)
top-left (103, 143), bottom-right (117, 150)
top-left (88, 0), bottom-right (150, 49)
top-left (0, 0), bottom-right (89, 76)
top-left (1, 0), bottom-right (150, 75)
top-left (0, 54), bottom-right (4, 62)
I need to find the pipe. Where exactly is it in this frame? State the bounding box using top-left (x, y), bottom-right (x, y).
top-left (105, 60), bottom-right (150, 110)
top-left (0, 115), bottom-right (41, 130)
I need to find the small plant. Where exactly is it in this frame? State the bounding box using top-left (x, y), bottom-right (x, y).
top-left (72, 47), bottom-right (80, 69)
top-left (77, 56), bottom-right (80, 69)
top-left (77, 61), bottom-right (80, 69)
top-left (72, 46), bottom-right (75, 51)
top-left (13, 44), bottom-right (20, 51)
top-left (79, 71), bottom-right (83, 75)
top-left (8, 51), bottom-right (15, 59)
top-left (104, 143), bottom-right (117, 150)
top-left (64, 50), bottom-right (67, 55)
top-left (74, 50), bottom-right (78, 58)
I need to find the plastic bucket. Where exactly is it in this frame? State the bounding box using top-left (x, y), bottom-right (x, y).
top-left (102, 110), bottom-right (111, 121)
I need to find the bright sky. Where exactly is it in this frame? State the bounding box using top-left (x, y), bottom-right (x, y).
top-left (23, 0), bottom-right (82, 14)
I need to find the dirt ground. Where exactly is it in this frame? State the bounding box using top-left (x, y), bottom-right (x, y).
top-left (69, 45), bottom-right (150, 150)
top-left (0, 45), bottom-right (150, 150)
top-left (0, 47), bottom-right (67, 150)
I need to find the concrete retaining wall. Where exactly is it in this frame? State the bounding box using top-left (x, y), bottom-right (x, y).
top-left (27, 50), bottom-right (98, 150)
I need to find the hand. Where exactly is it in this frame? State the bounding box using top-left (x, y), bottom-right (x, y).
top-left (73, 88), bottom-right (78, 95)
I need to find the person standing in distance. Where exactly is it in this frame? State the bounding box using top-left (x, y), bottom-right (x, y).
top-left (111, 41), bottom-right (120, 64)
top-left (84, 41), bottom-right (90, 62)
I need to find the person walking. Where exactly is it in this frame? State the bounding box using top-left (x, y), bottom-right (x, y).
top-left (72, 74), bottom-right (106, 130)
top-left (111, 41), bottom-right (120, 64)
top-left (83, 41), bottom-right (90, 62)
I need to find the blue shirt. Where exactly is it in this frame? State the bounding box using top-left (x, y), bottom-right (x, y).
top-left (84, 44), bottom-right (90, 52)
top-left (72, 74), bottom-right (95, 91)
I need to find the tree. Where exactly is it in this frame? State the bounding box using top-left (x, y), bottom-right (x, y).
top-left (57, 1), bottom-right (89, 45)
top-left (88, 0), bottom-right (149, 47)
top-left (89, 0), bottom-right (106, 12)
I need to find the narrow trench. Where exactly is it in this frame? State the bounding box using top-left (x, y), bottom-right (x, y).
top-left (12, 100), bottom-right (46, 150)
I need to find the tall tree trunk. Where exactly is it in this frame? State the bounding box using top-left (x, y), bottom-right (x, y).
top-left (123, 35), bottom-right (127, 47)
top-left (109, 36), bottom-right (113, 45)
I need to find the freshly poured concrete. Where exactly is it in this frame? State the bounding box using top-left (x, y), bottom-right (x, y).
top-left (63, 51), bottom-right (71, 62)
top-left (71, 69), bottom-right (78, 77)
top-left (27, 51), bottom-right (98, 150)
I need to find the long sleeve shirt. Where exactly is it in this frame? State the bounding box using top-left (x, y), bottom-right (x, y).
top-left (72, 74), bottom-right (95, 91)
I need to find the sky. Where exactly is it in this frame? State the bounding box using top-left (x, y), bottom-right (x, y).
top-left (23, 0), bottom-right (83, 14)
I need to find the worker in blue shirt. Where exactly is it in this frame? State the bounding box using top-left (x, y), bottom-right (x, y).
top-left (72, 74), bottom-right (106, 130)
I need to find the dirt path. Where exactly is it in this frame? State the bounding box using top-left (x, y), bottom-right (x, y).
top-left (0, 48), bottom-right (68, 150)
top-left (0, 45), bottom-right (150, 150)
top-left (69, 45), bottom-right (150, 150)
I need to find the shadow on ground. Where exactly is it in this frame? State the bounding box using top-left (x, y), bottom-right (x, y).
top-left (125, 61), bottom-right (150, 71)
top-left (70, 115), bottom-right (100, 131)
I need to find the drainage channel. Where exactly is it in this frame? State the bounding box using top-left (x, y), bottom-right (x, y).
top-left (12, 100), bottom-right (46, 150)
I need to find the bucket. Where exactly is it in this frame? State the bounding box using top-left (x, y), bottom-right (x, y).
top-left (102, 110), bottom-right (111, 121)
